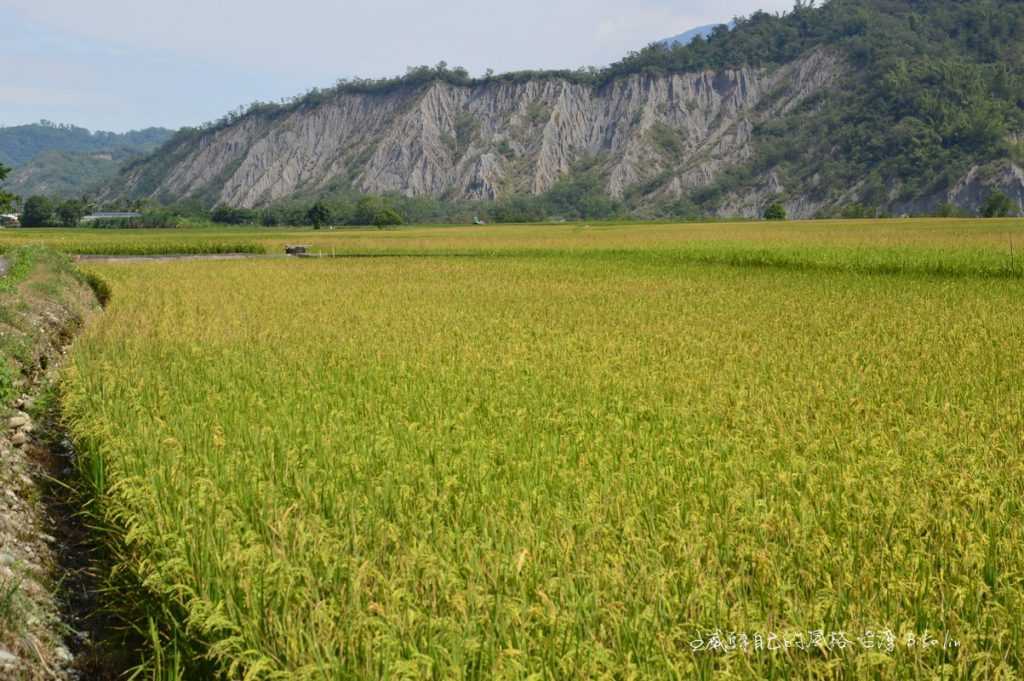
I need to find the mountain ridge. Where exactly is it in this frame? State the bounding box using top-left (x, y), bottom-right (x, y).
top-left (116, 51), bottom-right (833, 209)
top-left (104, 0), bottom-right (1024, 218)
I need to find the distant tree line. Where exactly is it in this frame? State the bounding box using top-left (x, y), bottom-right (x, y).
top-left (9, 193), bottom-right (181, 228)
top-left (210, 200), bottom-right (399, 228)
top-left (4, 187), bottom-right (1013, 230)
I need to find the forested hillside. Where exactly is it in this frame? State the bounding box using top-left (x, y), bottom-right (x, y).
top-left (3, 150), bottom-right (140, 200)
top-left (0, 122), bottom-right (174, 199)
top-left (627, 0), bottom-right (1024, 214)
top-left (107, 0), bottom-right (1024, 219)
top-left (0, 122), bottom-right (173, 167)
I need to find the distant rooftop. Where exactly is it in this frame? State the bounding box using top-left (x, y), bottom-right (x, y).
top-left (82, 212), bottom-right (142, 221)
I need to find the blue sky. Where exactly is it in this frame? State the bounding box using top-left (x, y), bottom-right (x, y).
top-left (0, 1), bottom-right (793, 132)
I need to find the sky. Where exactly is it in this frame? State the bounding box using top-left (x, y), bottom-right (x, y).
top-left (0, 1), bottom-right (793, 133)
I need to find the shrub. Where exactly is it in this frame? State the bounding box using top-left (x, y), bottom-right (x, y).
top-left (981, 191), bottom-right (1013, 218)
top-left (139, 210), bottom-right (180, 228)
top-left (373, 208), bottom-right (403, 228)
top-left (211, 205), bottom-right (258, 225)
top-left (351, 197), bottom-right (385, 226)
top-left (0, 163), bottom-right (14, 213)
top-left (647, 122), bottom-right (686, 157)
top-left (307, 202), bottom-right (331, 229)
top-left (764, 202), bottom-right (787, 221)
top-left (56, 199), bottom-right (88, 227)
top-left (21, 196), bottom-right (54, 227)
top-left (493, 196), bottom-right (546, 223)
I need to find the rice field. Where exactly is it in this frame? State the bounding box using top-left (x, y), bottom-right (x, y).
top-left (57, 220), bottom-right (1024, 679)
top-left (0, 228), bottom-right (266, 256)
top-left (1, 216), bottom-right (1023, 258)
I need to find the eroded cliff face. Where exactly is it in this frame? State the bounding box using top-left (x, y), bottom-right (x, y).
top-left (116, 49), bottom-right (841, 209)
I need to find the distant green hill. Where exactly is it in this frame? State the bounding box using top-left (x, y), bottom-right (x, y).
top-left (5, 149), bottom-right (136, 199)
top-left (0, 121), bottom-right (174, 167)
top-left (0, 122), bottom-right (174, 198)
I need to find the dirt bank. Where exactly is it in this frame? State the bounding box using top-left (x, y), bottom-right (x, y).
top-left (0, 247), bottom-right (102, 679)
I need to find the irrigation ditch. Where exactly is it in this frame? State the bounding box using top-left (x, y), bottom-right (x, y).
top-left (0, 248), bottom-right (152, 680)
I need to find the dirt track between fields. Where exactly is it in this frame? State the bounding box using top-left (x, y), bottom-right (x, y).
top-left (72, 253), bottom-right (280, 264)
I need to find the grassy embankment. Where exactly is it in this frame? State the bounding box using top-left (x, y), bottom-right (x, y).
top-left (0, 246), bottom-right (99, 401)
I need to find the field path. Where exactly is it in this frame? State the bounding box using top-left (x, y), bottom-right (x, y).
top-left (73, 253), bottom-right (279, 264)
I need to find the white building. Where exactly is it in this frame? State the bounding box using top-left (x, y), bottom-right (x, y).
top-left (80, 212), bottom-right (142, 224)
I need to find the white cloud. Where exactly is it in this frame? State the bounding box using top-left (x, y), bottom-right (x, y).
top-left (5, 0), bottom-right (794, 76)
top-left (0, 0), bottom-right (795, 130)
